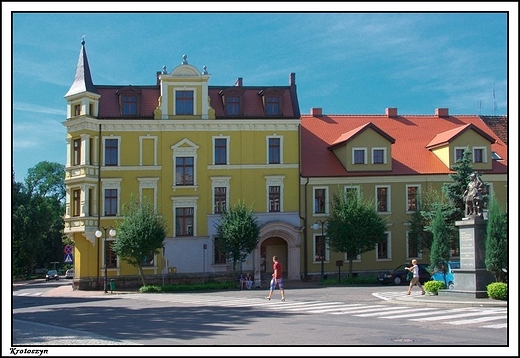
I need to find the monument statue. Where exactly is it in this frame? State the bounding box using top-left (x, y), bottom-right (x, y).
top-left (463, 172), bottom-right (483, 217)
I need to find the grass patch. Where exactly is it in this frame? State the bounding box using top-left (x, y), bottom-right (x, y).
top-left (140, 280), bottom-right (237, 293)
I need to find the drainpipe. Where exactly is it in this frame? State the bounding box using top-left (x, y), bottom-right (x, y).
top-left (96, 123), bottom-right (101, 288)
top-left (298, 122), bottom-right (309, 280)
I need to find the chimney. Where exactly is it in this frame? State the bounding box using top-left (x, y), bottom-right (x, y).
top-left (289, 72), bottom-right (296, 86)
top-left (435, 108), bottom-right (449, 117)
top-left (234, 77), bottom-right (243, 86)
top-left (311, 108), bottom-right (322, 117)
top-left (386, 107), bottom-right (398, 118)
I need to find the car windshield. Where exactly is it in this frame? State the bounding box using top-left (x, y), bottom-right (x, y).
top-left (47, 270), bottom-right (57, 274)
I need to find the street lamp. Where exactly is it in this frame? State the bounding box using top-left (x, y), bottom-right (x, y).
top-left (95, 226), bottom-right (116, 293)
top-left (312, 220), bottom-right (328, 281)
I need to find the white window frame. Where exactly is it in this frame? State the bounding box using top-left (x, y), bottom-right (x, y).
top-left (212, 135), bottom-right (230, 165)
top-left (265, 176), bottom-right (285, 213)
top-left (454, 146), bottom-right (467, 163)
top-left (472, 146), bottom-right (487, 163)
top-left (102, 135), bottom-right (121, 166)
top-left (266, 135), bottom-right (283, 164)
top-left (171, 196), bottom-right (198, 237)
top-left (313, 233), bottom-right (329, 263)
top-left (344, 185), bottom-right (361, 201)
top-left (352, 147), bottom-right (367, 165)
top-left (405, 184), bottom-right (421, 213)
top-left (101, 178), bottom-right (122, 217)
top-left (173, 88), bottom-right (197, 115)
top-left (139, 135), bottom-right (158, 166)
top-left (371, 147), bottom-right (387, 164)
top-left (138, 177), bottom-right (159, 211)
top-left (375, 231), bottom-right (392, 261)
top-left (313, 186), bottom-right (329, 215)
top-left (171, 139), bottom-right (199, 189)
top-left (375, 185), bottom-right (391, 213)
top-left (211, 177), bottom-right (231, 214)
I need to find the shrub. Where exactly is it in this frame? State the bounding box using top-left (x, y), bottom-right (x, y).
top-left (487, 282), bottom-right (507, 300)
top-left (424, 280), bottom-right (445, 295)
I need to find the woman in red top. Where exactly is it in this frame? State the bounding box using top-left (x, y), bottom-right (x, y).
top-left (265, 256), bottom-right (285, 301)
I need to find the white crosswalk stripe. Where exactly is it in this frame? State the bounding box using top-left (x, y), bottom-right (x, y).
top-left (123, 293), bottom-right (510, 329)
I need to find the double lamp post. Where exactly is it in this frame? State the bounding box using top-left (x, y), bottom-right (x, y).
top-left (95, 226), bottom-right (116, 293)
top-left (312, 219), bottom-right (328, 281)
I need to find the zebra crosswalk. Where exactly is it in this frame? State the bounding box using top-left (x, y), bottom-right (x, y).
top-left (127, 293), bottom-right (508, 330)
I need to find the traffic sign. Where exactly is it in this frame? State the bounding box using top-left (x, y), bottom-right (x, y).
top-left (64, 254), bottom-right (73, 263)
top-left (64, 245), bottom-right (73, 254)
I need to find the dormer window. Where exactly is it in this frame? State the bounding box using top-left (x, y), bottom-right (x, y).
top-left (176, 90), bottom-right (194, 115)
top-left (266, 96), bottom-right (279, 116)
top-left (117, 87), bottom-right (141, 117)
top-left (258, 89), bottom-right (283, 116)
top-left (219, 89), bottom-right (243, 117)
top-left (226, 96), bottom-right (240, 115)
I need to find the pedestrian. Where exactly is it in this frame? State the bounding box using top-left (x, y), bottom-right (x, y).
top-left (405, 259), bottom-right (426, 295)
top-left (245, 272), bottom-right (253, 290)
top-left (265, 255), bottom-right (285, 301)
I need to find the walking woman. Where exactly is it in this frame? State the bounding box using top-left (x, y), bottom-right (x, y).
top-left (405, 259), bottom-right (426, 295)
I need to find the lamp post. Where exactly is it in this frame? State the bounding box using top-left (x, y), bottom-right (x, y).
top-left (312, 220), bottom-right (328, 281)
top-left (95, 226), bottom-right (116, 293)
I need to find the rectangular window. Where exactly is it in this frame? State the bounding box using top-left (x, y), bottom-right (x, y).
top-left (226, 96), bottom-right (240, 115)
top-left (105, 139), bottom-right (118, 166)
top-left (372, 149), bottom-right (384, 164)
top-left (73, 138), bottom-right (81, 166)
top-left (376, 187), bottom-right (389, 212)
top-left (268, 138), bottom-right (280, 164)
top-left (142, 252), bottom-right (154, 267)
top-left (122, 95), bottom-right (137, 115)
top-left (473, 148), bottom-right (484, 163)
top-left (455, 148), bottom-right (465, 162)
top-left (176, 207), bottom-right (194, 236)
top-left (269, 186), bottom-right (281, 212)
top-left (407, 231), bottom-right (421, 258)
top-left (406, 186), bottom-right (419, 212)
top-left (214, 138), bottom-right (227, 165)
top-left (104, 189), bottom-right (117, 216)
top-left (105, 241), bottom-right (117, 268)
top-left (314, 188), bottom-right (326, 214)
top-left (214, 187), bottom-right (226, 214)
top-left (314, 235), bottom-right (327, 261)
top-left (74, 104), bottom-right (81, 116)
top-left (176, 91), bottom-right (194, 115)
top-left (345, 187), bottom-right (359, 202)
top-left (353, 149), bottom-right (365, 164)
top-left (72, 189), bottom-right (81, 217)
top-left (175, 157), bottom-right (194, 186)
top-left (377, 233), bottom-right (389, 259)
top-left (266, 96), bottom-right (279, 116)
top-left (214, 237), bottom-right (227, 264)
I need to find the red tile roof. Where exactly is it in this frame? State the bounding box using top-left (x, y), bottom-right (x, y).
top-left (301, 111), bottom-right (508, 177)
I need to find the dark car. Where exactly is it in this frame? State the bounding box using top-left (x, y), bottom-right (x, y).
top-left (378, 263), bottom-right (430, 285)
top-left (45, 269), bottom-right (59, 281)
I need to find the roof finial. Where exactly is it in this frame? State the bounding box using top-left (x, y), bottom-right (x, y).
top-left (202, 65), bottom-right (208, 75)
top-left (182, 54), bottom-right (188, 65)
top-left (81, 34), bottom-right (85, 45)
top-left (162, 65), bottom-right (167, 74)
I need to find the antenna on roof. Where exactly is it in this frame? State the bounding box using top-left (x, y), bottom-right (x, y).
top-left (492, 83), bottom-right (497, 116)
top-left (478, 100), bottom-right (481, 115)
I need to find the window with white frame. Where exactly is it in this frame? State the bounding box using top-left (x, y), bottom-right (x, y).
top-left (406, 230), bottom-right (422, 259)
top-left (371, 147), bottom-right (386, 164)
top-left (102, 179), bottom-right (121, 217)
top-left (104, 137), bottom-right (120, 166)
top-left (352, 148), bottom-right (367, 164)
top-left (344, 186), bottom-right (360, 202)
top-left (172, 196), bottom-right (198, 237)
top-left (267, 136), bottom-right (282, 164)
top-left (314, 234), bottom-right (328, 262)
top-left (175, 90), bottom-right (194, 115)
top-left (376, 186), bottom-right (391, 213)
top-left (473, 146), bottom-right (487, 163)
top-left (211, 177), bottom-right (230, 214)
top-left (454, 147), bottom-right (467, 162)
top-left (314, 187), bottom-right (327, 214)
top-left (406, 185), bottom-right (420, 212)
top-left (172, 139), bottom-right (199, 188)
top-left (376, 232), bottom-right (391, 260)
top-left (265, 176), bottom-right (284, 213)
top-left (138, 178), bottom-right (159, 211)
top-left (213, 136), bottom-right (229, 165)
top-left (104, 238), bottom-right (117, 268)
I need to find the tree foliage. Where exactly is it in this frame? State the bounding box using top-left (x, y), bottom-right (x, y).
top-left (326, 188), bottom-right (387, 277)
top-left (12, 163), bottom-right (65, 277)
top-left (429, 206), bottom-right (452, 275)
top-left (485, 194), bottom-right (507, 282)
top-left (112, 195), bottom-right (167, 286)
top-left (215, 200), bottom-right (260, 274)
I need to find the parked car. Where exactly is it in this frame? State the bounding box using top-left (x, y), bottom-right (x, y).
top-left (378, 263), bottom-right (430, 285)
top-left (65, 269), bottom-right (74, 279)
top-left (45, 269), bottom-right (59, 281)
top-left (430, 261), bottom-right (460, 289)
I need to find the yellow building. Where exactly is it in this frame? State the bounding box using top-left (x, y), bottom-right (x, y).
top-left (300, 107), bottom-right (508, 279)
top-left (63, 40), bottom-right (302, 289)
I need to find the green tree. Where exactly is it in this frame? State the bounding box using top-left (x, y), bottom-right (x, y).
top-left (12, 163), bottom-right (65, 277)
top-left (485, 194), bottom-right (507, 282)
top-left (112, 196), bottom-right (167, 286)
top-left (215, 200), bottom-right (260, 275)
top-left (326, 189), bottom-right (387, 278)
top-left (429, 206), bottom-right (452, 285)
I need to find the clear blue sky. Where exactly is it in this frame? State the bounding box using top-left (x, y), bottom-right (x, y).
top-left (5, 4), bottom-right (517, 183)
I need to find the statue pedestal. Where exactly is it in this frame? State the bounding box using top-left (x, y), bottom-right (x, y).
top-left (438, 217), bottom-right (494, 299)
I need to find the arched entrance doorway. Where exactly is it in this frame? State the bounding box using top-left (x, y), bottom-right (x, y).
top-left (254, 221), bottom-right (301, 281)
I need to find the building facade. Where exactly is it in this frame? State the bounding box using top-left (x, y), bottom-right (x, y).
top-left (63, 41), bottom-right (302, 289)
top-left (299, 107), bottom-right (508, 278)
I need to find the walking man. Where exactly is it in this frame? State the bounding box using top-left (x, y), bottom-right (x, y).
top-left (265, 255), bottom-right (285, 301)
